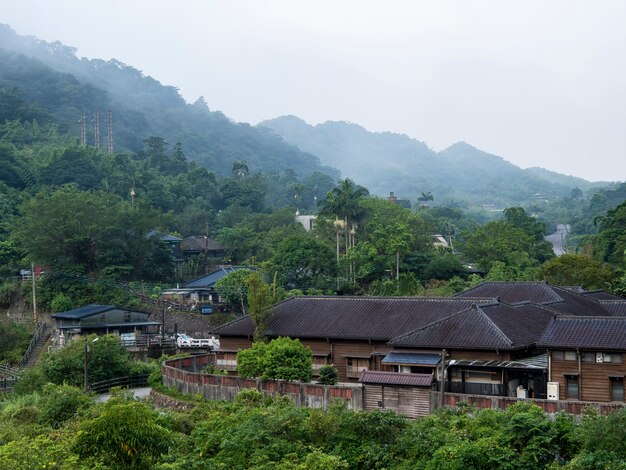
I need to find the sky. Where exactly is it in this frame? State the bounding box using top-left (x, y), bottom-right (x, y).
top-left (3, 1), bottom-right (626, 182)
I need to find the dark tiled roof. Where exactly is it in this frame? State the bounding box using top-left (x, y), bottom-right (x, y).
top-left (455, 282), bottom-right (618, 317)
top-left (455, 281), bottom-right (563, 304)
top-left (389, 302), bottom-right (555, 350)
top-left (181, 236), bottom-right (224, 252)
top-left (52, 304), bottom-right (116, 320)
top-left (183, 266), bottom-right (249, 288)
top-left (390, 306), bottom-right (514, 350)
top-left (545, 286), bottom-right (614, 317)
top-left (213, 296), bottom-right (494, 340)
top-left (599, 301), bottom-right (626, 316)
top-left (583, 290), bottom-right (626, 301)
top-left (538, 317), bottom-right (626, 350)
top-left (360, 370), bottom-right (433, 387)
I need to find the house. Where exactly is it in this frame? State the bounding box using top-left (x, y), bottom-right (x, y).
top-left (181, 236), bottom-right (225, 260)
top-left (387, 192), bottom-right (412, 209)
top-left (161, 266), bottom-right (249, 307)
top-left (538, 316), bottom-right (626, 402)
top-left (51, 304), bottom-right (161, 342)
top-left (212, 281), bottom-right (626, 405)
top-left (295, 211), bottom-right (317, 231)
top-left (213, 296), bottom-right (495, 382)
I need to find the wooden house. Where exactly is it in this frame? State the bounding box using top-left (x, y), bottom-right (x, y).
top-left (52, 304), bottom-right (161, 342)
top-left (212, 281), bottom-right (626, 405)
top-left (539, 316), bottom-right (626, 402)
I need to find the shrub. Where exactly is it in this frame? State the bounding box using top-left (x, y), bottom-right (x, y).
top-left (237, 337), bottom-right (312, 382)
top-left (318, 364), bottom-right (339, 385)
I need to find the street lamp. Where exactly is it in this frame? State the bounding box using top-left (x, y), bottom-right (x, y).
top-left (83, 336), bottom-right (99, 392)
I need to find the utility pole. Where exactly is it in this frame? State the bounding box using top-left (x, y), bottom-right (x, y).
top-left (79, 111), bottom-right (87, 146)
top-left (107, 110), bottom-right (113, 155)
top-left (93, 111), bottom-right (100, 149)
top-left (31, 261), bottom-right (37, 324)
top-left (83, 338), bottom-right (88, 392)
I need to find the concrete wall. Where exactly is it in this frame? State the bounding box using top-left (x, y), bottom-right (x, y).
top-left (439, 392), bottom-right (626, 415)
top-left (162, 355), bottom-right (363, 411)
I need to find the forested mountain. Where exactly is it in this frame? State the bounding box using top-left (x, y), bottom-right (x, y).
top-left (260, 115), bottom-right (608, 208)
top-left (0, 24), bottom-right (339, 179)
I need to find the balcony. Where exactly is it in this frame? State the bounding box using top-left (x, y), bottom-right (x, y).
top-left (445, 381), bottom-right (505, 396)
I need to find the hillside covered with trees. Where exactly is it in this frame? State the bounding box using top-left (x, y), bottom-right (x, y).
top-left (260, 115), bottom-right (609, 208)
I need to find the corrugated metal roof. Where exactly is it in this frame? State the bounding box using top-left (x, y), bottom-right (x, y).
top-left (538, 317), bottom-right (626, 350)
top-left (183, 266), bottom-right (250, 288)
top-left (382, 352), bottom-right (441, 365)
top-left (52, 304), bottom-right (116, 320)
top-left (213, 296), bottom-right (495, 341)
top-left (451, 354), bottom-right (547, 370)
top-left (360, 371), bottom-right (433, 387)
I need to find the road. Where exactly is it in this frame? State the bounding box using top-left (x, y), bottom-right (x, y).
top-left (97, 387), bottom-right (152, 403)
top-left (545, 224), bottom-right (570, 256)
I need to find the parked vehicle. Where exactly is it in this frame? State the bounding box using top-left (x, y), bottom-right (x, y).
top-left (176, 333), bottom-right (220, 349)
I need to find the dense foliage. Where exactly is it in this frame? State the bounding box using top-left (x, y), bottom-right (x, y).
top-left (237, 337), bottom-right (313, 382)
top-left (3, 384), bottom-right (626, 469)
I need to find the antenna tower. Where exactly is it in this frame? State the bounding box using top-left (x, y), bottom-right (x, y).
top-left (107, 110), bottom-right (113, 155)
top-left (80, 111), bottom-right (87, 146)
top-left (93, 111), bottom-right (100, 149)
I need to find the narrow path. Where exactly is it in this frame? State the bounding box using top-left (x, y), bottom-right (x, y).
top-left (545, 224), bottom-right (570, 256)
top-left (97, 387), bottom-right (152, 402)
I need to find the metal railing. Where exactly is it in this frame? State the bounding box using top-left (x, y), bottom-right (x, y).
top-left (88, 374), bottom-right (151, 394)
top-left (19, 322), bottom-right (47, 368)
top-left (0, 376), bottom-right (18, 390)
top-left (0, 363), bottom-right (20, 378)
top-left (119, 336), bottom-right (177, 349)
top-left (445, 381), bottom-right (505, 397)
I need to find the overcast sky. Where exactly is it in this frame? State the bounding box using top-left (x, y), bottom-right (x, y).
top-left (3, 1), bottom-right (625, 181)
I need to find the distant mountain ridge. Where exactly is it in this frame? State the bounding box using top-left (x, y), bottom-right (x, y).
top-left (260, 115), bottom-right (606, 208)
top-left (0, 24), bottom-right (339, 180)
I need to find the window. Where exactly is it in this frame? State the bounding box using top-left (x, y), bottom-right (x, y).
top-left (610, 377), bottom-right (624, 402)
top-left (564, 351), bottom-right (577, 361)
top-left (216, 352), bottom-right (237, 371)
top-left (582, 352), bottom-right (623, 363)
top-left (346, 358), bottom-right (369, 378)
top-left (312, 356), bottom-right (328, 375)
top-left (566, 375), bottom-right (579, 400)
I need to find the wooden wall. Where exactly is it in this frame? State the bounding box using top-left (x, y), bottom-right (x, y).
top-left (364, 384), bottom-right (432, 418)
top-left (550, 351), bottom-right (626, 402)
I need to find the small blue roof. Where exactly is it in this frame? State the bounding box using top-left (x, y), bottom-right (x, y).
top-left (52, 304), bottom-right (116, 320)
top-left (183, 266), bottom-right (250, 288)
top-left (382, 352), bottom-right (441, 366)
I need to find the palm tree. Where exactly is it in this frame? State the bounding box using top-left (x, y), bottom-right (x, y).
top-left (417, 191), bottom-right (434, 206)
top-left (318, 178), bottom-right (369, 226)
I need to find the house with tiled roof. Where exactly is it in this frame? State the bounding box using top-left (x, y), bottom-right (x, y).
top-left (538, 316), bottom-right (626, 402)
top-left (212, 281), bottom-right (626, 405)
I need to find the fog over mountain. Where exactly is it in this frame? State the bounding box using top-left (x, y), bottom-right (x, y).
top-left (261, 115), bottom-right (607, 207)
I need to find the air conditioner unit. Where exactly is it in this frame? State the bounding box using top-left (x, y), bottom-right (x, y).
top-left (547, 382), bottom-right (559, 401)
top-left (596, 352), bottom-right (604, 363)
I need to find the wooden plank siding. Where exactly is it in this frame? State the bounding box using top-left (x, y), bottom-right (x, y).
top-left (364, 384), bottom-right (431, 418)
top-left (550, 351), bottom-right (626, 402)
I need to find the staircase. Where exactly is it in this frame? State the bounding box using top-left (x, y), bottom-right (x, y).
top-left (20, 322), bottom-right (51, 368)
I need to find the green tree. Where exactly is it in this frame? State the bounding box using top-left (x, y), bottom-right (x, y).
top-left (543, 254), bottom-right (617, 290)
top-left (73, 398), bottom-right (174, 468)
top-left (268, 234), bottom-right (336, 289)
top-left (215, 268), bottom-right (255, 313)
top-left (237, 337), bottom-right (312, 382)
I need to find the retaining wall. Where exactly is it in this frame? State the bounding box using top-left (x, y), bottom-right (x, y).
top-left (162, 355), bottom-right (363, 410)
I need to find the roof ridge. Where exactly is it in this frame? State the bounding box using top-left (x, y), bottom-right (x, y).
top-left (471, 305), bottom-right (515, 347)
